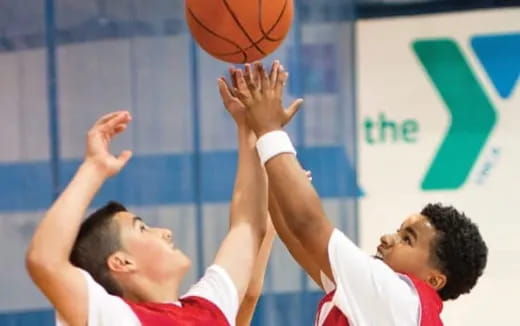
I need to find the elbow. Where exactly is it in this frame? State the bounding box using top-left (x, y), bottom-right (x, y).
top-left (26, 250), bottom-right (44, 281)
top-left (25, 254), bottom-right (57, 292)
top-left (26, 244), bottom-right (39, 270)
top-left (26, 247), bottom-right (46, 277)
top-left (25, 246), bottom-right (60, 279)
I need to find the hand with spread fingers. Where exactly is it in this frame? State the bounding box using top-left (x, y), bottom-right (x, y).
top-left (85, 111), bottom-right (133, 178)
top-left (218, 67), bottom-right (248, 125)
top-left (230, 60), bottom-right (303, 136)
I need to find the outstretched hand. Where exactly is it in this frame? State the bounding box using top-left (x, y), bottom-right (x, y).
top-left (218, 61), bottom-right (303, 131)
top-left (218, 67), bottom-right (247, 124)
top-left (85, 111), bottom-right (133, 178)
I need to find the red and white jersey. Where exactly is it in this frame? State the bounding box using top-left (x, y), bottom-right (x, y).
top-left (56, 265), bottom-right (238, 326)
top-left (124, 296), bottom-right (229, 325)
top-left (314, 229), bottom-right (444, 326)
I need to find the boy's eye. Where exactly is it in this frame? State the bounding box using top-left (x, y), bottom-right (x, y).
top-left (140, 225), bottom-right (147, 232)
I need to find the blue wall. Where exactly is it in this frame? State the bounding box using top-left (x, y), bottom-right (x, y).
top-left (0, 0), bottom-right (358, 324)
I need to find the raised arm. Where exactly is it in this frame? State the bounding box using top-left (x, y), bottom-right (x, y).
top-left (235, 62), bottom-right (335, 281)
top-left (235, 184), bottom-right (323, 326)
top-left (224, 62), bottom-right (422, 325)
top-left (25, 111), bottom-right (132, 326)
top-left (211, 68), bottom-right (269, 304)
top-left (236, 216), bottom-right (276, 326)
top-left (264, 153), bottom-right (334, 279)
top-left (267, 173), bottom-right (324, 289)
top-left (216, 64), bottom-right (304, 320)
top-left (237, 173), bottom-right (325, 326)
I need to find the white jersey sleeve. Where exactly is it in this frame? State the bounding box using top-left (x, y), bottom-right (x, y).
top-left (326, 229), bottom-right (420, 326)
top-left (182, 264), bottom-right (239, 326)
top-left (55, 269), bottom-right (139, 326)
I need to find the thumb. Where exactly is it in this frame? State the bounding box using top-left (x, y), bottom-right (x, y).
top-left (117, 150), bottom-right (133, 167)
top-left (283, 98), bottom-right (304, 126)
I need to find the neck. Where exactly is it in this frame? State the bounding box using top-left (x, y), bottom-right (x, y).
top-left (122, 276), bottom-right (181, 303)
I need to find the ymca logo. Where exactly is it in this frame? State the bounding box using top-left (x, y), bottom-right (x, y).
top-left (412, 32), bottom-right (519, 190)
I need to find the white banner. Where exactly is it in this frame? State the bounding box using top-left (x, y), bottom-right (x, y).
top-left (357, 8), bottom-right (520, 326)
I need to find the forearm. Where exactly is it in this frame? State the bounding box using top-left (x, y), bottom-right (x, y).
top-left (236, 295), bottom-right (259, 326)
top-left (229, 125), bottom-right (267, 234)
top-left (244, 222), bottom-right (275, 296)
top-left (27, 161), bottom-right (107, 267)
top-left (214, 124), bottom-right (269, 302)
top-left (236, 225), bottom-right (275, 326)
top-left (265, 154), bottom-right (324, 234)
top-left (268, 189), bottom-right (323, 288)
top-left (265, 154), bottom-right (333, 269)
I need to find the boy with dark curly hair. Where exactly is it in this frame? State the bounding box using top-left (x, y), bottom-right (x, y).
top-left (225, 60), bottom-right (488, 326)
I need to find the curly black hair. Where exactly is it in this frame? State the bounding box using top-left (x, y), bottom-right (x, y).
top-left (421, 203), bottom-right (488, 301)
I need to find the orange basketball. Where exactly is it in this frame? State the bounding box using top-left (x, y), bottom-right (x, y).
top-left (185, 0), bottom-right (294, 64)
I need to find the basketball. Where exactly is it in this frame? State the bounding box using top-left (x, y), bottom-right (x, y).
top-left (185, 0), bottom-right (294, 64)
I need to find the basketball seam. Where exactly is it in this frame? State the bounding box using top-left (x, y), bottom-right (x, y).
top-left (210, 18), bottom-right (286, 57)
top-left (221, 0), bottom-right (266, 56)
top-left (187, 8), bottom-right (247, 62)
top-left (258, 0), bottom-right (288, 42)
top-left (188, 1), bottom-right (290, 63)
top-left (211, 0), bottom-right (290, 58)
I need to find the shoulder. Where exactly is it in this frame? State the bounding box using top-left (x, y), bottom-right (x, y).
top-left (181, 265), bottom-right (238, 326)
top-left (76, 268), bottom-right (139, 326)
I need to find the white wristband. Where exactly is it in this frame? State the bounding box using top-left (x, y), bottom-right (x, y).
top-left (256, 130), bottom-right (296, 165)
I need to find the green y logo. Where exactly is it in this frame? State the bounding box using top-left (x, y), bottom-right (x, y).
top-left (413, 39), bottom-right (497, 190)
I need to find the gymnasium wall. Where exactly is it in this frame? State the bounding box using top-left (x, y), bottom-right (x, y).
top-left (0, 1), bottom-right (518, 325)
top-left (357, 8), bottom-right (520, 325)
top-left (0, 1), bottom-right (359, 325)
